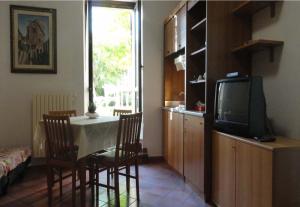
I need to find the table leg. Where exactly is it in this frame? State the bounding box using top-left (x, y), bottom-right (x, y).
top-left (79, 159), bottom-right (86, 207)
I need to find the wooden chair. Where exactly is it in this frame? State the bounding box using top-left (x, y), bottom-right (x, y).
top-left (48, 110), bottom-right (77, 192)
top-left (49, 110), bottom-right (77, 117)
top-left (113, 109), bottom-right (132, 116)
top-left (89, 112), bottom-right (143, 206)
top-left (43, 115), bottom-right (79, 207)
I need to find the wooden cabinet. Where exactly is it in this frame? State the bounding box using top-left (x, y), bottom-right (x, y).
top-left (212, 130), bottom-right (300, 207)
top-left (212, 131), bottom-right (236, 207)
top-left (235, 141), bottom-right (272, 207)
top-left (183, 114), bottom-right (204, 193)
top-left (164, 4), bottom-right (186, 57)
top-left (176, 4), bottom-right (186, 51)
top-left (163, 110), bottom-right (183, 175)
top-left (163, 110), bottom-right (169, 161)
top-left (164, 17), bottom-right (176, 57)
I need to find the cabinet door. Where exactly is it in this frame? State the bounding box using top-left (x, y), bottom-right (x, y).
top-left (235, 141), bottom-right (273, 207)
top-left (183, 115), bottom-right (204, 192)
top-left (163, 111), bottom-right (169, 162)
top-left (164, 17), bottom-right (176, 57)
top-left (176, 5), bottom-right (186, 51)
top-left (172, 112), bottom-right (184, 174)
top-left (165, 112), bottom-right (183, 174)
top-left (212, 132), bottom-right (236, 207)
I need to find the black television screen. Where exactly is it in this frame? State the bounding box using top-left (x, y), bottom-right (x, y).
top-left (215, 76), bottom-right (267, 138)
top-left (217, 81), bottom-right (250, 124)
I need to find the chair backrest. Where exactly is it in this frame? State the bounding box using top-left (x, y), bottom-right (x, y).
top-left (115, 112), bottom-right (142, 163)
top-left (113, 109), bottom-right (132, 116)
top-left (43, 115), bottom-right (77, 162)
top-left (49, 110), bottom-right (77, 117)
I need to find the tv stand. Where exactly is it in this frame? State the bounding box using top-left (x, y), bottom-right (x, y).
top-left (212, 130), bottom-right (300, 207)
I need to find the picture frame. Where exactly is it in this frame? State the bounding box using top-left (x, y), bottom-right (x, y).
top-left (10, 5), bottom-right (57, 74)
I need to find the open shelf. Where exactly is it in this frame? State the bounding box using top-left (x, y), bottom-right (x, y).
top-left (190, 47), bottom-right (206, 57)
top-left (232, 39), bottom-right (284, 62)
top-left (191, 18), bottom-right (206, 32)
top-left (233, 1), bottom-right (276, 18)
top-left (232, 39), bottom-right (283, 53)
top-left (189, 79), bottom-right (206, 84)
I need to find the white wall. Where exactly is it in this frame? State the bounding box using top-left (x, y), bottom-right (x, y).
top-left (0, 0), bottom-right (176, 156)
top-left (142, 1), bottom-right (178, 156)
top-left (0, 1), bottom-right (85, 148)
top-left (252, 2), bottom-right (300, 138)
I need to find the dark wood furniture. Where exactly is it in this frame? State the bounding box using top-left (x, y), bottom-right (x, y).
top-left (212, 130), bottom-right (300, 207)
top-left (232, 1), bottom-right (283, 63)
top-left (43, 115), bottom-right (79, 207)
top-left (89, 113), bottom-right (143, 207)
top-left (163, 0), bottom-right (252, 201)
top-left (232, 1), bottom-right (276, 18)
top-left (113, 109), bottom-right (132, 116)
top-left (49, 110), bottom-right (77, 117)
top-left (232, 38), bottom-right (284, 62)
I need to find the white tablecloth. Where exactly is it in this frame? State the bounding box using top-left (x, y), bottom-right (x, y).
top-left (33, 116), bottom-right (119, 159)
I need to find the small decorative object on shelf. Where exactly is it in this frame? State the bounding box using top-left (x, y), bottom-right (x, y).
top-left (194, 100), bottom-right (205, 112)
top-left (85, 102), bottom-right (99, 119)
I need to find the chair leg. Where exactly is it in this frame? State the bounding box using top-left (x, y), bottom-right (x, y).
top-left (107, 168), bottom-right (110, 196)
top-left (135, 160), bottom-right (140, 201)
top-left (114, 166), bottom-right (120, 207)
top-left (96, 164), bottom-right (99, 202)
top-left (47, 166), bottom-right (53, 207)
top-left (59, 168), bottom-right (63, 199)
top-left (110, 168), bottom-right (114, 178)
top-left (126, 165), bottom-right (130, 193)
top-left (72, 169), bottom-right (76, 207)
top-left (90, 164), bottom-right (95, 204)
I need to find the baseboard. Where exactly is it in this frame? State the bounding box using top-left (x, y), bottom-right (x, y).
top-left (148, 156), bottom-right (164, 163)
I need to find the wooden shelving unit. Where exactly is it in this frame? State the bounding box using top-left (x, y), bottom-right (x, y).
top-left (232, 39), bottom-right (283, 53)
top-left (189, 79), bottom-right (206, 84)
top-left (233, 1), bottom-right (276, 18)
top-left (190, 47), bottom-right (206, 57)
top-left (164, 1), bottom-right (253, 202)
top-left (232, 39), bottom-right (283, 61)
top-left (191, 18), bottom-right (206, 32)
top-left (186, 1), bottom-right (207, 112)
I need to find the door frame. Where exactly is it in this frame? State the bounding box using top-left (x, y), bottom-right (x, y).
top-left (86, 0), bottom-right (142, 112)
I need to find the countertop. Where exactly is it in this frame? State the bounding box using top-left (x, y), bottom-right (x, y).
top-left (162, 106), bottom-right (205, 117)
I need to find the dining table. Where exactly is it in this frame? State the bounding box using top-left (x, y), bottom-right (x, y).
top-left (33, 115), bottom-right (120, 206)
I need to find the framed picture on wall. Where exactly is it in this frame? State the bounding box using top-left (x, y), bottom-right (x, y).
top-left (10, 5), bottom-right (57, 74)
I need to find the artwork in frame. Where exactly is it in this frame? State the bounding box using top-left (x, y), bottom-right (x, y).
top-left (10, 5), bottom-right (57, 74)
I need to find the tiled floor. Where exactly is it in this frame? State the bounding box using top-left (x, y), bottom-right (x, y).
top-left (0, 162), bottom-right (211, 207)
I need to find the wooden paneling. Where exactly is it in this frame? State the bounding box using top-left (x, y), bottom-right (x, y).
top-left (212, 131), bottom-right (236, 207)
top-left (235, 141), bottom-right (273, 207)
top-left (184, 115), bottom-right (204, 193)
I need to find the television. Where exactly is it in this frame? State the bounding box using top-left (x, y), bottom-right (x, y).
top-left (214, 76), bottom-right (267, 138)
